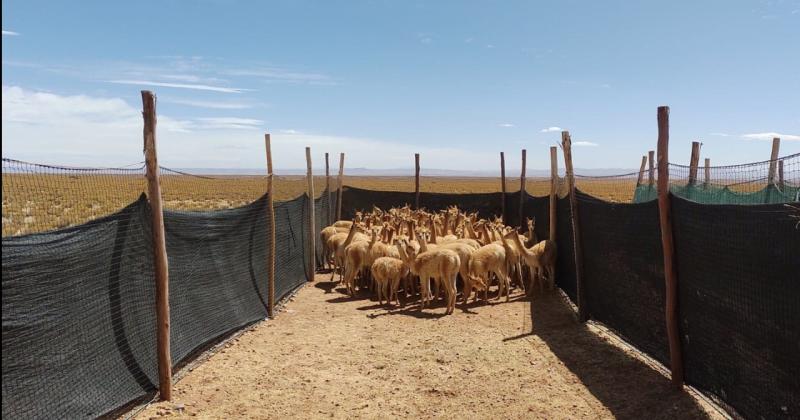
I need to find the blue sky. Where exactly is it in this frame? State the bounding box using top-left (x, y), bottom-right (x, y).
top-left (2, 0), bottom-right (799, 171)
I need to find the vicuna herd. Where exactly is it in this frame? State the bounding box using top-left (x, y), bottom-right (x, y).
top-left (320, 205), bottom-right (557, 315)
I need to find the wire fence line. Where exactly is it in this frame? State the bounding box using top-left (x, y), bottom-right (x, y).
top-left (2, 157), bottom-right (329, 419)
top-left (2, 153), bottom-right (798, 419)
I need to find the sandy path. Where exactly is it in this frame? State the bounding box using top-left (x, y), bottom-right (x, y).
top-left (134, 275), bottom-right (724, 419)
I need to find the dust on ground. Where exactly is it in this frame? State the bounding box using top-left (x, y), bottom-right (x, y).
top-left (133, 274), bottom-right (725, 419)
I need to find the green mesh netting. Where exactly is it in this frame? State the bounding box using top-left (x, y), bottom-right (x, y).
top-left (632, 183), bottom-right (800, 204)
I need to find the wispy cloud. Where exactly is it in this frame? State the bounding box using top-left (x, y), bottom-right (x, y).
top-left (741, 132), bottom-right (800, 141)
top-left (2, 30), bottom-right (20, 36)
top-left (162, 98), bottom-right (253, 109)
top-left (194, 117), bottom-right (263, 130)
top-left (540, 126), bottom-right (562, 133)
top-left (158, 74), bottom-right (228, 84)
top-left (498, 123), bottom-right (515, 128)
top-left (107, 79), bottom-right (249, 93)
top-left (222, 67), bottom-right (332, 84)
top-left (573, 141), bottom-right (598, 147)
top-left (599, 83), bottom-right (611, 89)
top-left (710, 132), bottom-right (731, 137)
top-left (1, 85), bottom-right (515, 170)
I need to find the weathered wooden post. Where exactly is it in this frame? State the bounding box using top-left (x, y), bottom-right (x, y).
top-left (648, 150), bottom-right (655, 186)
top-left (549, 146), bottom-right (558, 242)
top-left (688, 141), bottom-right (701, 185)
top-left (141, 90), bottom-right (172, 400)
top-left (768, 137), bottom-right (780, 185)
top-left (562, 132), bottom-right (587, 322)
top-left (656, 105), bottom-right (684, 389)
top-left (703, 158), bottom-right (711, 189)
top-left (325, 152), bottom-right (331, 227)
top-left (500, 152), bottom-right (506, 223)
top-left (336, 153), bottom-right (344, 220)
top-left (306, 147), bottom-right (316, 281)
top-left (636, 155), bottom-right (648, 185)
top-left (415, 153), bottom-right (421, 209)
top-left (265, 134), bottom-right (276, 317)
top-left (519, 149), bottom-right (527, 228)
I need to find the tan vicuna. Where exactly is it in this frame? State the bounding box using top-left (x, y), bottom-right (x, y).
top-left (506, 230), bottom-right (557, 293)
top-left (494, 226), bottom-right (524, 291)
top-left (330, 222), bottom-right (366, 283)
top-left (525, 217), bottom-right (538, 247)
top-left (370, 257), bottom-right (409, 306)
top-left (435, 241), bottom-right (482, 305)
top-left (367, 225), bottom-right (400, 266)
top-left (320, 226), bottom-right (342, 269)
top-left (397, 239), bottom-right (460, 315)
top-left (468, 243), bottom-right (510, 302)
top-left (343, 228), bottom-right (379, 296)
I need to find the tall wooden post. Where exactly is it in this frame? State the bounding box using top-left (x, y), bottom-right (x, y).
top-left (306, 147), bottom-right (316, 281)
top-left (519, 149), bottom-right (527, 228)
top-left (688, 141), bottom-right (701, 185)
top-left (141, 90), bottom-right (172, 401)
top-left (265, 134), bottom-right (276, 317)
top-left (549, 146), bottom-right (558, 241)
top-left (656, 106), bottom-right (684, 389)
top-left (703, 158), bottom-right (711, 189)
top-left (415, 153), bottom-right (421, 209)
top-left (768, 137), bottom-right (780, 185)
top-left (562, 132), bottom-right (587, 322)
top-left (500, 152), bottom-right (506, 223)
top-left (325, 152), bottom-right (331, 227)
top-left (648, 150), bottom-right (655, 186)
top-left (636, 155), bottom-right (648, 185)
top-left (336, 153), bottom-right (345, 220)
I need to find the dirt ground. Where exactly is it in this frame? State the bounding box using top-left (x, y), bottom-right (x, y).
top-left (133, 274), bottom-right (725, 420)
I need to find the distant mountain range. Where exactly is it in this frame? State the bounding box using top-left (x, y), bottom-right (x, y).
top-left (172, 167), bottom-right (640, 177)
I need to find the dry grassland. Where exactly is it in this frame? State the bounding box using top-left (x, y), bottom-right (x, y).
top-left (2, 175), bottom-right (636, 236)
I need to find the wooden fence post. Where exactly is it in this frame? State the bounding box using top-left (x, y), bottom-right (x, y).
top-left (704, 158), bottom-right (711, 189)
top-left (648, 150), bottom-right (655, 186)
top-left (500, 152), bottom-right (506, 223)
top-left (337, 153), bottom-right (345, 220)
top-left (688, 141), bottom-right (701, 185)
top-left (325, 152), bottom-right (331, 227)
top-left (141, 90), bottom-right (172, 401)
top-left (519, 149), bottom-right (527, 228)
top-left (562, 132), bottom-right (587, 322)
top-left (415, 153), bottom-right (421, 209)
top-left (636, 155), bottom-right (648, 185)
top-left (656, 105), bottom-right (684, 389)
top-left (549, 146), bottom-right (558, 242)
top-left (778, 160), bottom-right (784, 187)
top-left (265, 134), bottom-right (276, 317)
top-left (306, 147), bottom-right (315, 281)
top-left (768, 137), bottom-right (780, 184)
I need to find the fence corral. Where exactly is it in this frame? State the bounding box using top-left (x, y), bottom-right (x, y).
top-left (2, 98), bottom-right (799, 419)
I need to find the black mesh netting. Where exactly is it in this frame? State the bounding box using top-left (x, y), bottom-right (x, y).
top-left (314, 190), bottom-right (334, 267)
top-left (576, 190), bottom-right (669, 365)
top-left (340, 186), bottom-right (553, 230)
top-left (274, 195), bottom-right (311, 300)
top-left (555, 195), bottom-right (578, 303)
top-left (2, 196), bottom-right (158, 419)
top-left (162, 194), bottom-right (271, 367)
top-left (521, 194), bottom-right (551, 242)
top-left (672, 196), bottom-right (800, 419)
